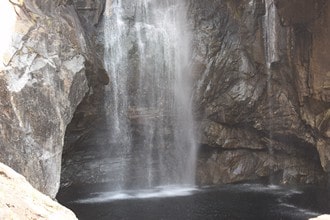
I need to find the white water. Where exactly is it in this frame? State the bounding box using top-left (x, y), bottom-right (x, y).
top-left (74, 186), bottom-right (197, 203)
top-left (102, 0), bottom-right (196, 192)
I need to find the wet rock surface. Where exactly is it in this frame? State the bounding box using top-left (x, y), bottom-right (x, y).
top-left (189, 0), bottom-right (330, 184)
top-left (61, 0), bottom-right (330, 188)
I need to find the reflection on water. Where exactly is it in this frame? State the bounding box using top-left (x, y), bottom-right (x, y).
top-left (57, 183), bottom-right (330, 220)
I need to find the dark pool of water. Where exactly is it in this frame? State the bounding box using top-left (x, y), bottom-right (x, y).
top-left (57, 183), bottom-right (330, 220)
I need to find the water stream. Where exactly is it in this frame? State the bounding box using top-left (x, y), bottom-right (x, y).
top-left (102, 0), bottom-right (196, 192)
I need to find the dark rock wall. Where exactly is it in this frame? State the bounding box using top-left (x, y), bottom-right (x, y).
top-left (189, 0), bottom-right (330, 185)
top-left (61, 0), bottom-right (330, 188)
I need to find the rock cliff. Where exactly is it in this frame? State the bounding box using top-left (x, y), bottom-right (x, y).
top-left (0, 0), bottom-right (106, 197)
top-left (190, 0), bottom-right (330, 184)
top-left (1, 0), bottom-right (330, 200)
top-left (61, 0), bottom-right (330, 188)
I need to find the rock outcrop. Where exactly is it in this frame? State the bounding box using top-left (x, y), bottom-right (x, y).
top-left (190, 0), bottom-right (330, 185)
top-left (0, 0), bottom-right (98, 197)
top-left (0, 162), bottom-right (77, 219)
top-left (310, 215), bottom-right (330, 220)
top-left (2, 0), bottom-right (329, 198)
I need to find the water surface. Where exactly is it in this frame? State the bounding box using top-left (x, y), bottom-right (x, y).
top-left (58, 183), bottom-right (330, 220)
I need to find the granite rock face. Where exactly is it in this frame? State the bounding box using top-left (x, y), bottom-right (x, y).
top-left (189, 0), bottom-right (330, 185)
top-left (0, 162), bottom-right (77, 220)
top-left (0, 0), bottom-right (91, 197)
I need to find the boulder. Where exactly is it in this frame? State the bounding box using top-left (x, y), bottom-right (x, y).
top-left (310, 215), bottom-right (330, 220)
top-left (0, 162), bottom-right (77, 220)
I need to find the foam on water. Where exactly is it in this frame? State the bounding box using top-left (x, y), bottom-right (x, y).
top-left (237, 184), bottom-right (303, 196)
top-left (74, 186), bottom-right (197, 204)
top-left (279, 203), bottom-right (321, 217)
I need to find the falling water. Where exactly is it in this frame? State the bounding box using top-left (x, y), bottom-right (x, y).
top-left (102, 0), bottom-right (196, 191)
top-left (262, 0), bottom-right (280, 182)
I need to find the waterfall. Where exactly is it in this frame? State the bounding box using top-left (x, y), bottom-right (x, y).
top-left (102, 0), bottom-right (197, 191)
top-left (262, 0), bottom-right (280, 182)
